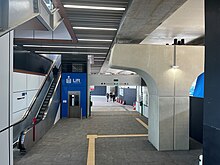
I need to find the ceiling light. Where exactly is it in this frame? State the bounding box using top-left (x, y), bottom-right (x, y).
top-left (78, 39), bottom-right (112, 42)
top-left (64, 5), bottom-right (125, 11)
top-left (171, 65), bottom-right (179, 69)
top-left (23, 45), bottom-right (109, 49)
top-left (94, 59), bottom-right (105, 62)
top-left (94, 57), bottom-right (106, 59)
top-left (35, 51), bottom-right (106, 55)
top-left (73, 27), bottom-right (117, 31)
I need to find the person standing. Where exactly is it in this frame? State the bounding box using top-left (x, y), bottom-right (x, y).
top-left (112, 94), bottom-right (116, 102)
top-left (110, 92), bottom-right (113, 101)
top-left (106, 93), bottom-right (109, 102)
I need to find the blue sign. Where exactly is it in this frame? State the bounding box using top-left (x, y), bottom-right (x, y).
top-left (61, 73), bottom-right (87, 118)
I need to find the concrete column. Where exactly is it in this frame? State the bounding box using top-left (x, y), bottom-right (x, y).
top-left (110, 44), bottom-right (204, 151)
top-left (0, 31), bottom-right (13, 164)
top-left (204, 0), bottom-right (220, 164)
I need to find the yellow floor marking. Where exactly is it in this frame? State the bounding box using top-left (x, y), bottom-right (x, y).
top-left (87, 133), bottom-right (148, 165)
top-left (97, 134), bottom-right (148, 138)
top-left (86, 134), bottom-right (148, 165)
top-left (136, 118), bottom-right (148, 129)
top-left (87, 135), bottom-right (97, 165)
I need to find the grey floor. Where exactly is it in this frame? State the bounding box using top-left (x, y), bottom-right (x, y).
top-left (14, 96), bottom-right (202, 165)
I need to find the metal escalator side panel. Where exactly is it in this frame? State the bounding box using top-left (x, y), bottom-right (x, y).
top-left (12, 62), bottom-right (55, 142)
top-left (20, 80), bottom-right (61, 151)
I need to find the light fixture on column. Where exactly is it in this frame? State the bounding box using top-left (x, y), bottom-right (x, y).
top-left (172, 45), bottom-right (179, 69)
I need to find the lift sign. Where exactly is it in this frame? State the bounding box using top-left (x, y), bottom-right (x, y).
top-left (66, 76), bottom-right (81, 84)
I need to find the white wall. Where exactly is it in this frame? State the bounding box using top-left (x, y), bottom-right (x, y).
top-left (12, 72), bottom-right (45, 124)
top-left (136, 86), bottom-right (149, 118)
top-left (142, 86), bottom-right (149, 117)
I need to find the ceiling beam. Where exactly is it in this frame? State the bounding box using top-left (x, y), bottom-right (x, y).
top-left (52, 0), bottom-right (78, 43)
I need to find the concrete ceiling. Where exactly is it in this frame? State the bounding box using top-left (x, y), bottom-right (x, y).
top-left (141, 0), bottom-right (204, 45)
top-left (102, 0), bottom-right (204, 74)
top-left (116, 0), bottom-right (187, 43)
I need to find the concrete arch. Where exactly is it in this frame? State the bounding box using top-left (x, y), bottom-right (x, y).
top-left (109, 44), bottom-right (204, 151)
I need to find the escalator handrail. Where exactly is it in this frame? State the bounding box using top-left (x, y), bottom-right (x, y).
top-left (43, 71), bottom-right (61, 120)
top-left (0, 62), bottom-right (56, 133)
top-left (35, 67), bottom-right (61, 120)
top-left (34, 77), bottom-right (55, 119)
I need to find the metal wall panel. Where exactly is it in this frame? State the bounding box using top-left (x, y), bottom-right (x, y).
top-left (0, 33), bottom-right (10, 130)
top-left (0, 131), bottom-right (10, 165)
top-left (204, 1), bottom-right (220, 164)
top-left (0, 31), bottom-right (13, 165)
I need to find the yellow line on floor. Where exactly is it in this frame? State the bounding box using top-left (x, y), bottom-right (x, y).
top-left (87, 135), bottom-right (97, 165)
top-left (87, 134), bottom-right (148, 165)
top-left (97, 134), bottom-right (148, 138)
top-left (136, 118), bottom-right (148, 129)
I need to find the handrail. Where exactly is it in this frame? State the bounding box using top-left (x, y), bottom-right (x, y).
top-left (42, 71), bottom-right (61, 120)
top-left (0, 61), bottom-right (56, 133)
top-left (34, 77), bottom-right (54, 119)
top-left (35, 67), bottom-right (61, 120)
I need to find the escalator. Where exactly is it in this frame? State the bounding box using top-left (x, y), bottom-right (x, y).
top-left (36, 75), bottom-right (58, 122)
top-left (16, 66), bottom-right (61, 152)
top-left (9, 54), bottom-right (61, 153)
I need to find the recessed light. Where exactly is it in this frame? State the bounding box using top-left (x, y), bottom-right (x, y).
top-left (94, 57), bottom-right (106, 59)
top-left (35, 51), bottom-right (107, 55)
top-left (73, 27), bottom-right (117, 31)
top-left (78, 39), bottom-right (112, 42)
top-left (64, 5), bottom-right (126, 11)
top-left (23, 45), bottom-right (109, 49)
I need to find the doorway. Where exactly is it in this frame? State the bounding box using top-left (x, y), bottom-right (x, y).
top-left (68, 91), bottom-right (81, 118)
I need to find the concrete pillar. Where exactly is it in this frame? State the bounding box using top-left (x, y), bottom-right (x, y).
top-left (204, 0), bottom-right (220, 164)
top-left (0, 31), bottom-right (13, 164)
top-left (110, 44), bottom-right (204, 151)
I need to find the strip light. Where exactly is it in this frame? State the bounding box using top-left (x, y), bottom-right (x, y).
top-left (73, 27), bottom-right (117, 31)
top-left (64, 5), bottom-right (125, 11)
top-left (23, 45), bottom-right (109, 50)
top-left (94, 57), bottom-right (106, 59)
top-left (35, 51), bottom-right (106, 55)
top-left (78, 39), bottom-right (112, 42)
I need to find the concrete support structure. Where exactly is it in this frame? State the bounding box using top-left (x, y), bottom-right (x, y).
top-left (110, 44), bottom-right (204, 151)
top-left (204, 0), bottom-right (220, 164)
top-left (0, 31), bottom-right (13, 164)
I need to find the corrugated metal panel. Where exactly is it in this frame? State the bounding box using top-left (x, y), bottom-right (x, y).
top-left (61, 0), bottom-right (129, 73)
